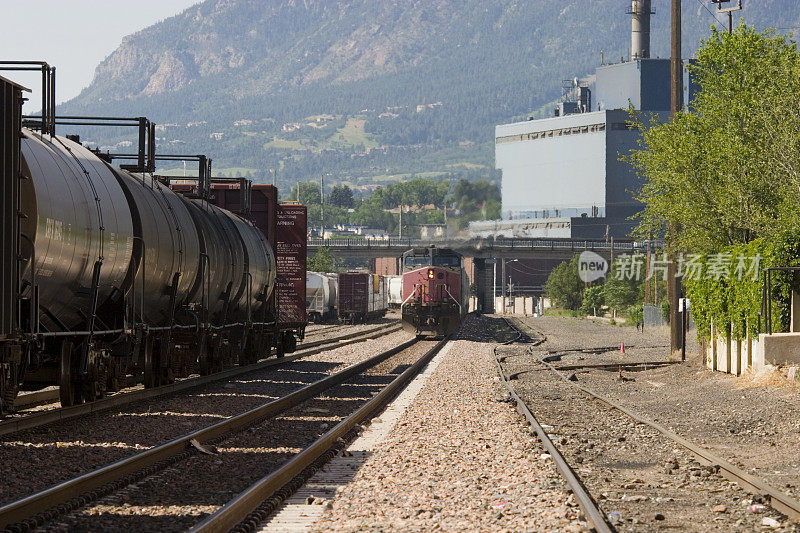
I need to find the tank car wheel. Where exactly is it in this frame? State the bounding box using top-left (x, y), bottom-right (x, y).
top-left (106, 356), bottom-right (125, 393)
top-left (1, 361), bottom-right (21, 414)
top-left (284, 333), bottom-right (297, 354)
top-left (197, 334), bottom-right (211, 376)
top-left (59, 341), bottom-right (82, 407)
top-left (143, 336), bottom-right (158, 388)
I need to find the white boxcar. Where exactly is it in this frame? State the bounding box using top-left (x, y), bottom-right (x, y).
top-left (306, 272), bottom-right (337, 322)
top-left (387, 275), bottom-right (403, 307)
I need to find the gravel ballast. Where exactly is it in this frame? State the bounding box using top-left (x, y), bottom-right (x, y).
top-left (312, 315), bottom-right (586, 532)
top-left (507, 315), bottom-right (797, 531)
top-left (44, 339), bottom-right (434, 532)
top-left (0, 327), bottom-right (411, 506)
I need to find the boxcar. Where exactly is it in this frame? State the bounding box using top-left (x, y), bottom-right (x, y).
top-left (337, 272), bottom-right (387, 323)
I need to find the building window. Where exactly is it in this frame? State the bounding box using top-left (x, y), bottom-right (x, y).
top-left (495, 122), bottom-right (605, 144)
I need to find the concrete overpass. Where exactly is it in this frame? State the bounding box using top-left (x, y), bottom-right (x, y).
top-left (307, 237), bottom-right (647, 260)
top-left (308, 237), bottom-right (660, 313)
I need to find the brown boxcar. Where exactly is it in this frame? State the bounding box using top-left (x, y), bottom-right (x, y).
top-left (337, 272), bottom-right (387, 323)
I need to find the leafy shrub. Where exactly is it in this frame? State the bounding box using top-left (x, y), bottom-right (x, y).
top-left (580, 285), bottom-right (605, 316)
top-left (625, 304), bottom-right (643, 327)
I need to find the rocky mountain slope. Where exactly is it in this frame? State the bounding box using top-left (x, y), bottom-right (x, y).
top-left (59, 0), bottom-right (800, 193)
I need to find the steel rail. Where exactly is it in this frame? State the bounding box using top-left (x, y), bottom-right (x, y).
top-left (0, 323), bottom-right (401, 437)
top-left (505, 318), bottom-right (800, 521)
top-left (493, 346), bottom-right (613, 533)
top-left (190, 337), bottom-right (449, 533)
top-left (304, 324), bottom-right (347, 335)
top-left (538, 356), bottom-right (800, 520)
top-left (544, 360), bottom-right (679, 372)
top-left (0, 335), bottom-right (418, 529)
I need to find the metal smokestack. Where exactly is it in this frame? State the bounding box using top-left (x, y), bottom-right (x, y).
top-left (631, 0), bottom-right (651, 60)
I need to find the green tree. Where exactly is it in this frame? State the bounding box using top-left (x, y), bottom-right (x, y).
top-left (448, 178), bottom-right (501, 226)
top-left (544, 255), bottom-right (584, 311)
top-left (328, 184), bottom-right (354, 208)
top-left (630, 25), bottom-right (800, 253)
top-left (308, 247), bottom-right (334, 272)
top-left (291, 181), bottom-right (322, 205)
top-left (603, 261), bottom-right (642, 314)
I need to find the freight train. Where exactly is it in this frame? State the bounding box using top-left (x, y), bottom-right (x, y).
top-left (400, 246), bottom-right (469, 337)
top-left (0, 65), bottom-right (306, 415)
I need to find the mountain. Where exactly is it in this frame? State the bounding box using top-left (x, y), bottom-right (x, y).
top-left (58, 0), bottom-right (800, 196)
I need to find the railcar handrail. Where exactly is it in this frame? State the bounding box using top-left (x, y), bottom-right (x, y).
top-left (443, 285), bottom-right (461, 316)
top-left (399, 285), bottom-right (420, 317)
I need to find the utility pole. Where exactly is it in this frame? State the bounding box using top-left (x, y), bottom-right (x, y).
top-left (320, 174), bottom-right (324, 239)
top-left (712, 0), bottom-right (742, 34)
top-left (644, 239), bottom-right (651, 304)
top-left (493, 259), bottom-right (497, 313)
top-left (501, 258), bottom-right (507, 314)
top-left (668, 0), bottom-right (682, 355)
top-left (399, 205), bottom-right (403, 239)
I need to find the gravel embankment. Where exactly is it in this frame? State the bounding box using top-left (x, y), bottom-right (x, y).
top-left (507, 315), bottom-right (795, 531)
top-left (46, 340), bottom-right (434, 532)
top-left (313, 315), bottom-right (586, 532)
top-left (0, 327), bottom-right (411, 506)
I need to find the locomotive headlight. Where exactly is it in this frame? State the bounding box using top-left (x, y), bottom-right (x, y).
top-left (427, 268), bottom-right (435, 279)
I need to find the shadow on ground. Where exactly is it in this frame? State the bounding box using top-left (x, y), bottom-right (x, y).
top-left (455, 313), bottom-right (534, 344)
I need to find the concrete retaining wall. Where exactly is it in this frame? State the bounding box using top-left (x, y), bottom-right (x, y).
top-left (755, 332), bottom-right (800, 368)
top-left (493, 296), bottom-right (538, 316)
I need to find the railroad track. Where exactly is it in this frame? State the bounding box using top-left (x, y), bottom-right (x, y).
top-left (190, 338), bottom-right (448, 533)
top-left (304, 322), bottom-right (394, 338)
top-left (0, 322), bottom-right (401, 438)
top-left (497, 318), bottom-right (800, 530)
top-left (492, 320), bottom-right (613, 533)
top-left (0, 335), bottom-right (445, 532)
top-left (303, 324), bottom-right (342, 336)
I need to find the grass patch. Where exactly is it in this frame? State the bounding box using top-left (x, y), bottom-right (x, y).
top-left (265, 137), bottom-right (307, 150)
top-left (445, 162), bottom-right (487, 169)
top-left (325, 118), bottom-right (379, 150)
top-left (544, 307), bottom-right (582, 318)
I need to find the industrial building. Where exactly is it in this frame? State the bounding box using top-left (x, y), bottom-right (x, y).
top-left (475, 0), bottom-right (692, 242)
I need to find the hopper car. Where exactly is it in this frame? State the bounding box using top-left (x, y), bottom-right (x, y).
top-left (306, 272), bottom-right (337, 322)
top-left (386, 275), bottom-right (403, 308)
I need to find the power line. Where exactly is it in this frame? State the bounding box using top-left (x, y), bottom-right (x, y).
top-left (694, 0), bottom-right (729, 32)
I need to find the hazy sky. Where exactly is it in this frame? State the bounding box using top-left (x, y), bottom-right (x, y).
top-left (2, 0), bottom-right (200, 113)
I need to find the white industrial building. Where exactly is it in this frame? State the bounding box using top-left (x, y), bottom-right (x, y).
top-left (474, 0), bottom-right (693, 241)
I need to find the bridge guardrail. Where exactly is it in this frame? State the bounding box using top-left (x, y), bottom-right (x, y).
top-left (307, 238), bottom-right (656, 251)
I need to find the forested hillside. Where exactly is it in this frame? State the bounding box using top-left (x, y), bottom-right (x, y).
top-left (58, 0), bottom-right (799, 197)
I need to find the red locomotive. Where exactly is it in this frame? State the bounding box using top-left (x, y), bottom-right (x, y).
top-left (400, 247), bottom-right (469, 338)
